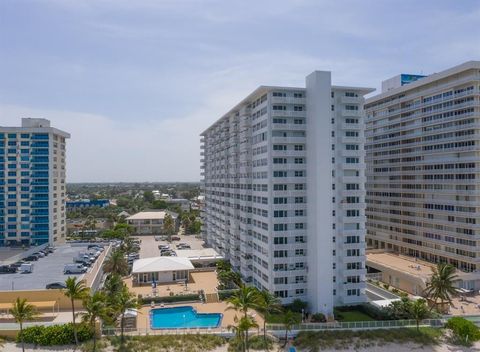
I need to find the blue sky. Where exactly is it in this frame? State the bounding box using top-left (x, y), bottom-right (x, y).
top-left (1, 0), bottom-right (479, 182)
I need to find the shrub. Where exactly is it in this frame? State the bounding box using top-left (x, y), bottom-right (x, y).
top-left (218, 289), bottom-right (239, 300)
top-left (446, 317), bottom-right (480, 346)
top-left (383, 283), bottom-right (390, 290)
top-left (311, 313), bottom-right (326, 323)
top-left (286, 299), bottom-right (308, 313)
top-left (138, 293), bottom-right (200, 305)
top-left (18, 323), bottom-right (93, 346)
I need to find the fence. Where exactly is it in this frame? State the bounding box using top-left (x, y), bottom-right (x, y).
top-left (87, 244), bottom-right (112, 292)
top-left (101, 318), bottom-right (446, 338)
top-left (267, 318), bottom-right (445, 332)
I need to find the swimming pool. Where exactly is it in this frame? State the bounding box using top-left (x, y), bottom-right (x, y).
top-left (150, 306), bottom-right (222, 329)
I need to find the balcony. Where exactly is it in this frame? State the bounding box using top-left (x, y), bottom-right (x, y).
top-left (340, 136), bottom-right (366, 144)
top-left (271, 97), bottom-right (306, 105)
top-left (271, 136), bottom-right (306, 144)
top-left (340, 96), bottom-right (363, 104)
top-left (341, 176), bottom-right (366, 184)
top-left (340, 149), bottom-right (366, 158)
top-left (341, 109), bottom-right (362, 117)
top-left (340, 123), bottom-right (362, 130)
top-left (271, 123), bottom-right (306, 131)
top-left (271, 110), bottom-right (306, 118)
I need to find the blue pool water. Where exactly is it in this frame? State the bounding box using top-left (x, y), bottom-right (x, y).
top-left (150, 306), bottom-right (222, 329)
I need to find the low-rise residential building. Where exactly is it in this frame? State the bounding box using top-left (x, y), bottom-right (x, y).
top-left (126, 211), bottom-right (178, 235)
top-left (131, 256), bottom-right (193, 284)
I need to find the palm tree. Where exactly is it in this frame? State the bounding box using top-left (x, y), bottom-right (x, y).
top-left (256, 290), bottom-right (282, 346)
top-left (424, 263), bottom-right (458, 311)
top-left (82, 292), bottom-right (108, 352)
top-left (227, 286), bottom-right (261, 351)
top-left (410, 299), bottom-right (430, 331)
top-left (64, 277), bottom-right (89, 346)
top-left (103, 249), bottom-right (129, 276)
top-left (10, 298), bottom-right (39, 352)
top-left (227, 286), bottom-right (261, 319)
top-left (115, 286), bottom-right (140, 346)
top-left (103, 274), bottom-right (124, 298)
top-left (163, 213), bottom-right (175, 242)
top-left (281, 310), bottom-right (301, 347)
top-left (228, 316), bottom-right (258, 352)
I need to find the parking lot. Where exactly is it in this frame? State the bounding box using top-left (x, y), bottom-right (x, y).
top-left (134, 234), bottom-right (205, 259)
top-left (0, 245), bottom-right (95, 290)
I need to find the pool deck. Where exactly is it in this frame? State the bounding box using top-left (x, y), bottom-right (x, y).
top-left (135, 302), bottom-right (263, 333)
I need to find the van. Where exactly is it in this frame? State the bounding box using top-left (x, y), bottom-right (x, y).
top-left (64, 264), bottom-right (87, 274)
top-left (19, 263), bottom-right (34, 274)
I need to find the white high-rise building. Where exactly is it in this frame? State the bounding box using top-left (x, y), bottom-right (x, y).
top-left (0, 118), bottom-right (70, 247)
top-left (365, 61), bottom-right (480, 289)
top-left (200, 71), bottom-right (373, 314)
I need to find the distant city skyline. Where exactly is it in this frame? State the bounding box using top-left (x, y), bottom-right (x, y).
top-left (1, 0), bottom-right (479, 182)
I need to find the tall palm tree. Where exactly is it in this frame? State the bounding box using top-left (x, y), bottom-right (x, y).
top-left (163, 213), bottom-right (175, 242)
top-left (10, 298), bottom-right (39, 352)
top-left (410, 299), bottom-right (430, 331)
top-left (82, 292), bottom-right (108, 352)
top-left (424, 263), bottom-right (458, 311)
top-left (227, 286), bottom-right (261, 351)
top-left (103, 249), bottom-right (129, 276)
top-left (103, 274), bottom-right (124, 298)
top-left (227, 286), bottom-right (261, 319)
top-left (228, 316), bottom-right (258, 352)
top-left (281, 310), bottom-right (301, 347)
top-left (256, 290), bottom-right (282, 346)
top-left (115, 286), bottom-right (140, 346)
top-left (64, 277), bottom-right (89, 346)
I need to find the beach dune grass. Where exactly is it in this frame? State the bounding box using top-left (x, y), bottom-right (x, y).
top-left (294, 327), bottom-right (443, 350)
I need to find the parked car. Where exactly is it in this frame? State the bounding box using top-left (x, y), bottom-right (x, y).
top-left (64, 264), bottom-right (87, 274)
top-left (158, 244), bottom-right (170, 250)
top-left (20, 263), bottom-right (34, 273)
top-left (34, 252), bottom-right (45, 258)
top-left (10, 262), bottom-right (25, 270)
top-left (46, 282), bottom-right (67, 289)
top-left (25, 255), bottom-right (39, 261)
top-left (0, 265), bottom-right (16, 274)
top-left (177, 244), bottom-right (191, 249)
top-left (171, 236), bottom-right (181, 241)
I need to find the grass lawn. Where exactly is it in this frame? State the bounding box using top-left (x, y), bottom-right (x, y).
top-left (335, 309), bottom-right (375, 322)
top-left (266, 312), bottom-right (302, 324)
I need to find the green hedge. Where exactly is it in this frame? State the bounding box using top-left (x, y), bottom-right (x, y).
top-left (138, 293), bottom-right (200, 305)
top-left (17, 323), bottom-right (93, 346)
top-left (218, 289), bottom-right (239, 300)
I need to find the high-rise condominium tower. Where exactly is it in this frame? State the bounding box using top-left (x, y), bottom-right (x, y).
top-left (0, 118), bottom-right (70, 247)
top-left (365, 61), bottom-right (480, 289)
top-left (201, 71), bottom-right (373, 314)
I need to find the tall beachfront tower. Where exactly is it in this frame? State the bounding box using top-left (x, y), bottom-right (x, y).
top-left (0, 118), bottom-right (70, 247)
top-left (200, 71), bottom-right (373, 314)
top-left (365, 61), bottom-right (480, 290)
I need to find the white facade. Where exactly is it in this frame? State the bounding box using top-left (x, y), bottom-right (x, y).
top-left (0, 118), bottom-right (70, 246)
top-left (200, 72), bottom-right (373, 314)
top-left (365, 61), bottom-right (480, 288)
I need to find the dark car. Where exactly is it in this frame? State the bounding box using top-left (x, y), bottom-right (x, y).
top-left (9, 262), bottom-right (25, 269)
top-left (171, 236), bottom-right (181, 241)
top-left (46, 282), bottom-right (67, 289)
top-left (25, 255), bottom-right (39, 261)
top-left (0, 265), bottom-right (16, 274)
